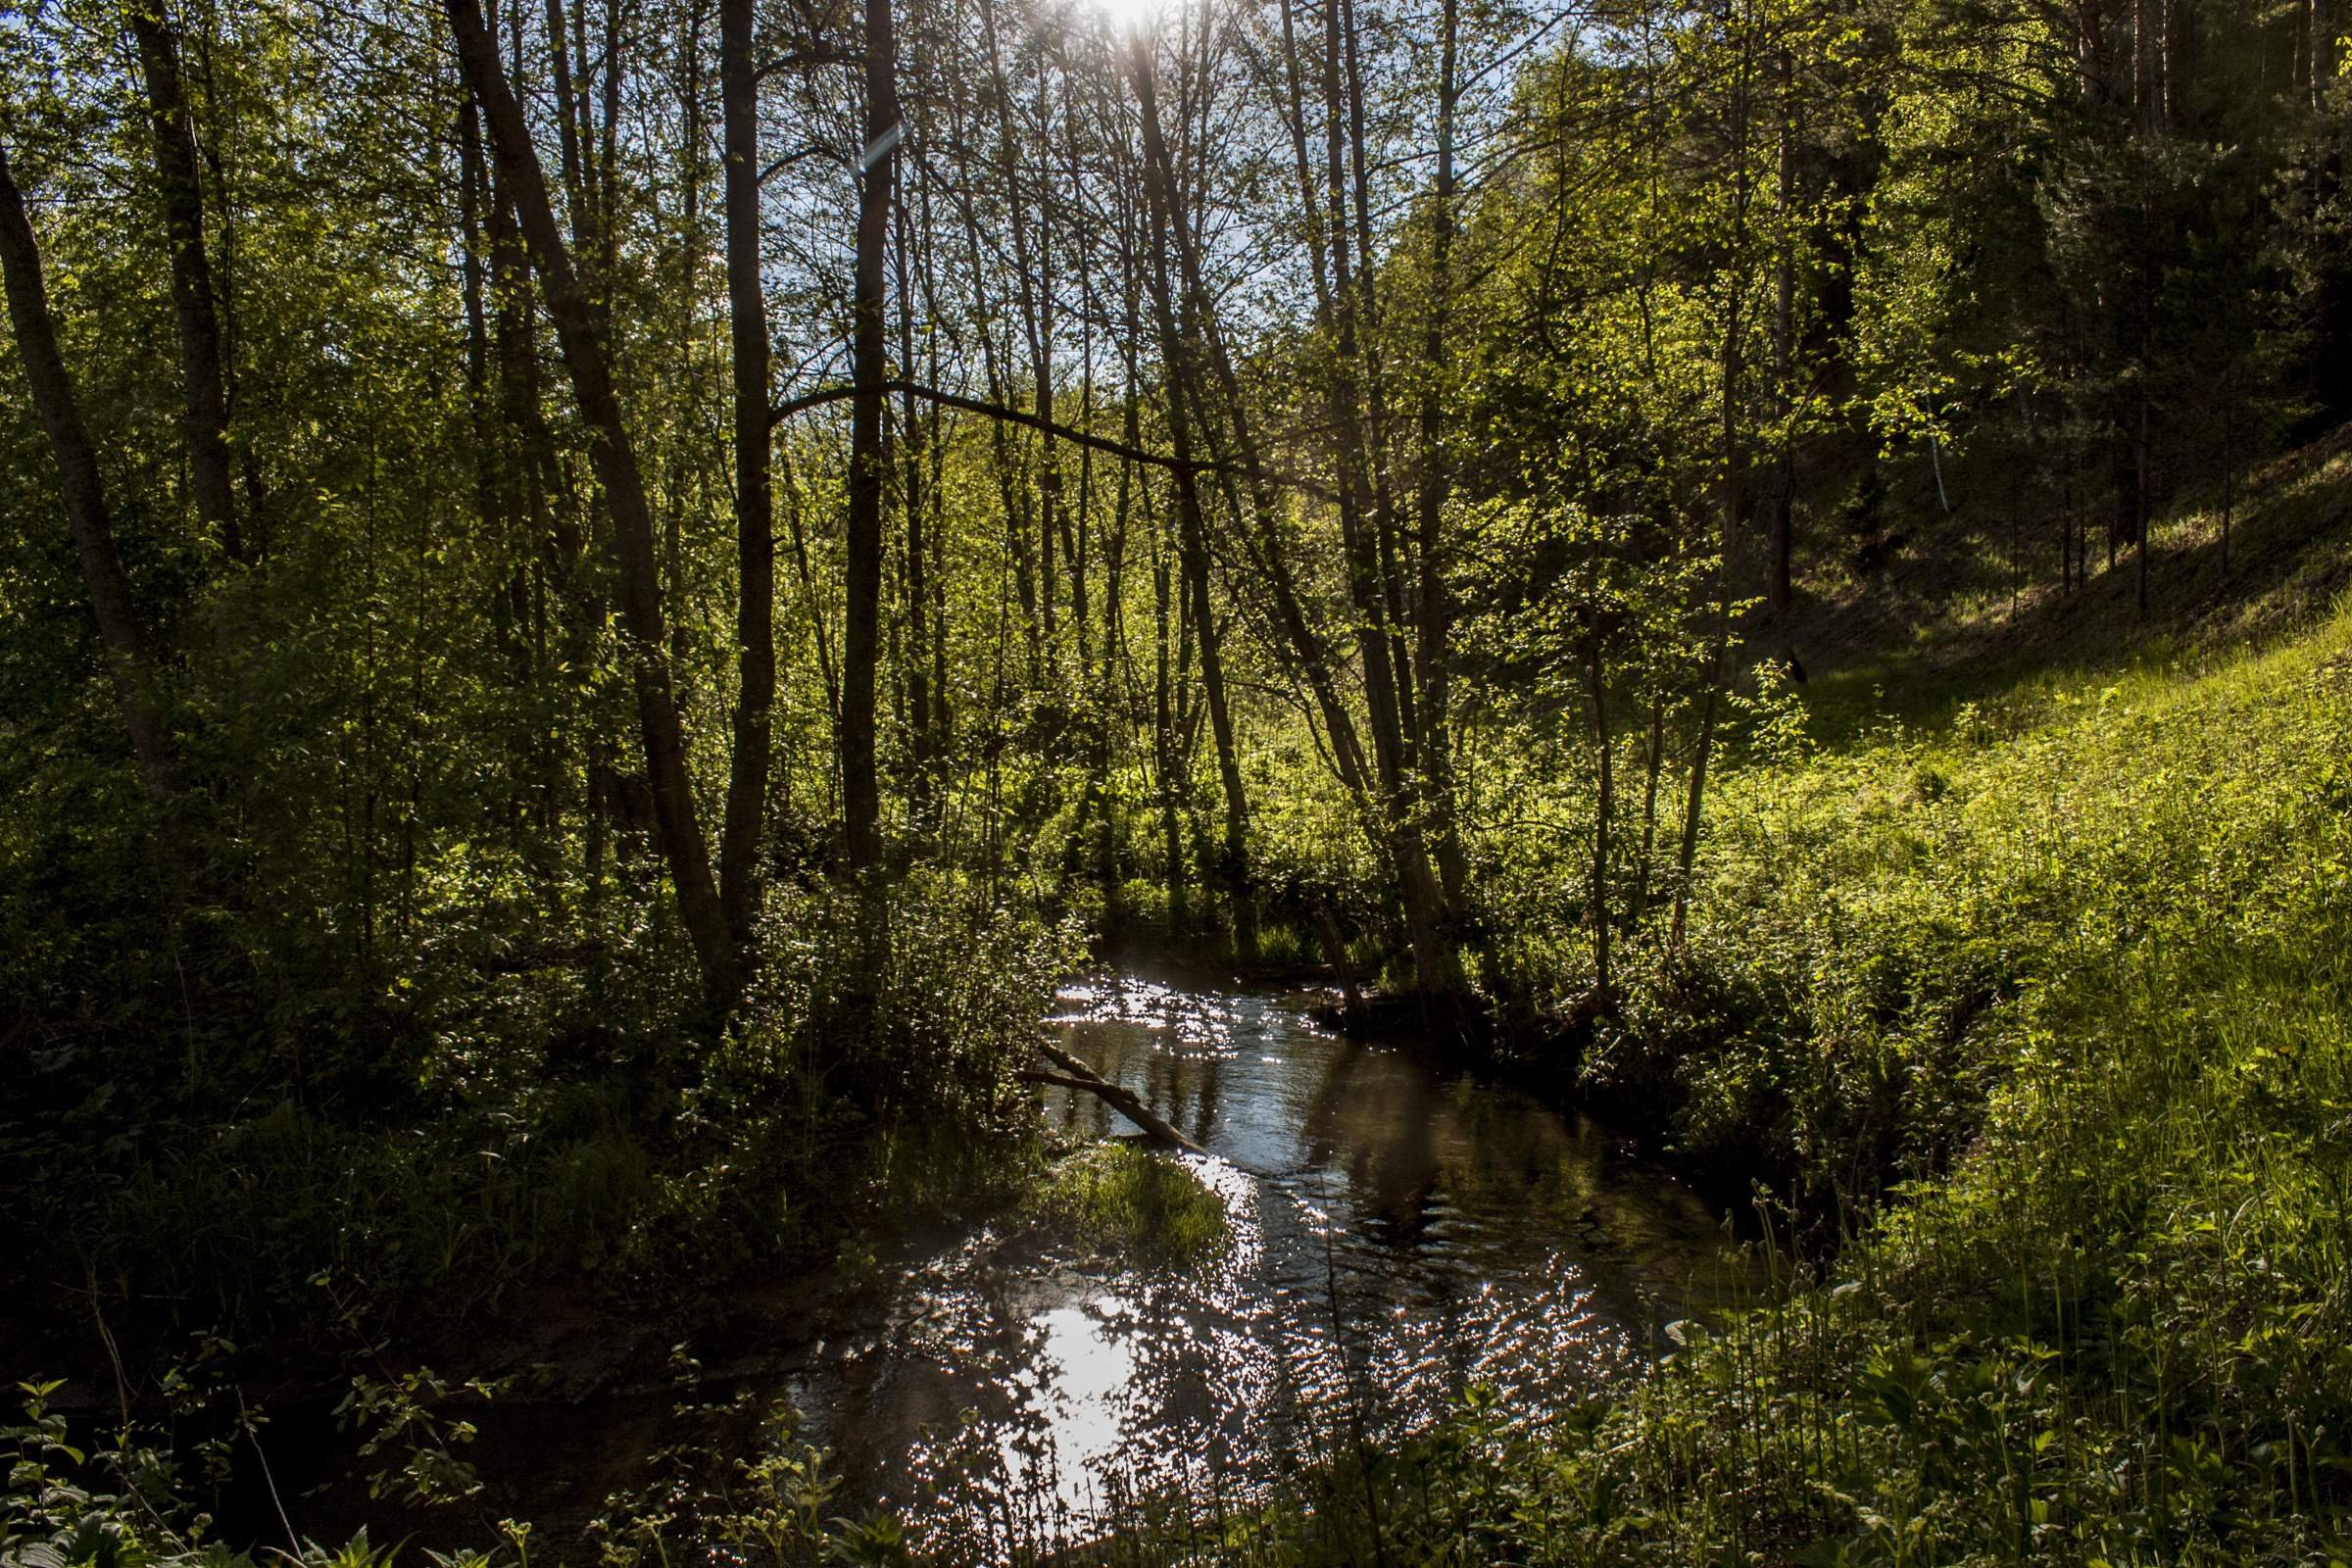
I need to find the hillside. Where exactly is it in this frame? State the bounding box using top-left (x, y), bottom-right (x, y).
top-left (1107, 428), bottom-right (2352, 1563)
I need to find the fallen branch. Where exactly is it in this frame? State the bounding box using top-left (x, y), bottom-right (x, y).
top-left (1026, 1039), bottom-right (1209, 1156)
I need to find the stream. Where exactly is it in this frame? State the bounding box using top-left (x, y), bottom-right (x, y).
top-left (768, 968), bottom-right (1740, 1557)
top-left (275, 968), bottom-right (1740, 1560)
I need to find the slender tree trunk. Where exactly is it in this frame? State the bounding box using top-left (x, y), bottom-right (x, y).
top-left (907, 165), bottom-right (953, 792)
top-left (543, 0), bottom-right (595, 269)
top-left (486, 98), bottom-right (579, 858)
top-left (1309, 0), bottom-right (1453, 1000)
top-left (896, 195), bottom-right (937, 841)
top-left (1151, 488), bottom-right (1186, 928)
top-left (1417, 0), bottom-right (1465, 911)
top-left (0, 142), bottom-right (173, 799)
top-left (460, 89), bottom-right (538, 841)
top-left (1633, 698), bottom-right (1664, 923)
top-left (129, 0), bottom-right (242, 564)
top-left (2221, 370), bottom-right (2233, 578)
top-left (1669, 613), bottom-right (1728, 953)
top-left (1132, 39), bottom-right (1249, 931)
top-left (981, 0), bottom-right (1059, 657)
top-left (450, 0), bottom-right (732, 1000)
top-left (1098, 397), bottom-right (1134, 912)
top-left (1673, 31), bottom-right (1757, 952)
top-left (1338, 0), bottom-right (1417, 767)
top-left (2134, 393), bottom-right (2150, 619)
top-left (1766, 47), bottom-right (1796, 614)
top-left (841, 0), bottom-right (899, 873)
top-left (459, 99), bottom-right (500, 549)
top-left (1586, 639), bottom-right (1613, 1001)
top-left (718, 0), bottom-right (774, 972)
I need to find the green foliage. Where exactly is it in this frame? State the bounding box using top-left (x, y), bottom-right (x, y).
top-left (0, 874), bottom-right (1072, 1358)
top-left (1026, 1143), bottom-right (1231, 1270)
top-left (1064, 595), bottom-right (2352, 1566)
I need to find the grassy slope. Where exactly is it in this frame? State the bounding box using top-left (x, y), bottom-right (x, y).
top-left (1134, 443), bottom-right (2352, 1563)
top-left (1792, 422), bottom-right (2352, 740)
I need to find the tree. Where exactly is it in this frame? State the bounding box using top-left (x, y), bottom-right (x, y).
top-left (448, 0), bottom-right (735, 1003)
top-left (0, 138), bottom-right (174, 799)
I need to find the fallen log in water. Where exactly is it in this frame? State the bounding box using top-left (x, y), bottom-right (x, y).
top-left (1026, 1038), bottom-right (1209, 1157)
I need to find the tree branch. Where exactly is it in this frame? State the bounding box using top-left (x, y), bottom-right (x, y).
top-left (755, 45), bottom-right (858, 79)
top-left (772, 376), bottom-right (1233, 475)
top-left (1028, 1040), bottom-right (1210, 1156)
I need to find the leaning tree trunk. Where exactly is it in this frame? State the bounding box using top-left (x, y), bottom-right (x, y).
top-left (448, 0), bottom-right (733, 1002)
top-left (0, 142), bottom-right (174, 799)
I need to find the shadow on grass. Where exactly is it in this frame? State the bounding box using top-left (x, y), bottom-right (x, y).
top-left (1778, 422), bottom-right (2352, 746)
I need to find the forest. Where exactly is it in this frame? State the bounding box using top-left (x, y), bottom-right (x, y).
top-left (3, 0), bottom-right (2351, 1550)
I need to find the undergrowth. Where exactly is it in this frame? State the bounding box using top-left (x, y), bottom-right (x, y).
top-left (0, 873), bottom-right (1077, 1355)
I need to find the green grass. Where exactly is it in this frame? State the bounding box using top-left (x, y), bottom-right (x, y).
top-left (1027, 1142), bottom-right (1232, 1271)
top-left (1076, 589), bottom-right (2352, 1561)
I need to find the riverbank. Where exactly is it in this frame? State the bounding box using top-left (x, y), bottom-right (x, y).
top-left (7, 967), bottom-right (1746, 1566)
top-left (1088, 584), bottom-right (2352, 1561)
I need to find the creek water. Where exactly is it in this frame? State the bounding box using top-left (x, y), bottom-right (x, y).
top-left (764, 969), bottom-right (1740, 1557)
top-left (271, 968), bottom-right (1740, 1560)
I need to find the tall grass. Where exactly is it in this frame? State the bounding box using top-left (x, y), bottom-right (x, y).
top-left (1072, 593), bottom-right (2352, 1564)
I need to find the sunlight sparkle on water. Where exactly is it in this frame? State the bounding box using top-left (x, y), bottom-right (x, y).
top-left (826, 971), bottom-right (1736, 1557)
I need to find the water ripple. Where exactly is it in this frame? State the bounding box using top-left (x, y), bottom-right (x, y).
top-left (798, 970), bottom-right (1738, 1559)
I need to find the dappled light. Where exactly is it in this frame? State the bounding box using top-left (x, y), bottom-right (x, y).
top-left (5, 0), bottom-right (2350, 1553)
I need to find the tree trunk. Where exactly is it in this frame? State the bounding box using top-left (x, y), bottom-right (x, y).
top-left (896, 194), bottom-right (937, 842)
top-left (840, 0), bottom-right (899, 873)
top-left (1669, 624), bottom-right (1726, 953)
top-left (448, 0), bottom-right (732, 1001)
top-left (1586, 638), bottom-right (1613, 1001)
top-left (0, 142), bottom-right (173, 799)
top-left (1152, 492), bottom-right (1186, 929)
top-left (1132, 40), bottom-right (1249, 934)
top-left (2134, 393), bottom-right (2150, 620)
top-left (981, 0), bottom-right (1059, 658)
top-left (1633, 698), bottom-right (1664, 923)
top-left (1284, 0), bottom-right (1453, 1001)
top-left (1766, 46), bottom-right (1796, 615)
top-left (1417, 0), bottom-right (1465, 910)
top-left (719, 0), bottom-right (774, 972)
top-left (2221, 370), bottom-right (2233, 577)
top-left (129, 0), bottom-right (242, 564)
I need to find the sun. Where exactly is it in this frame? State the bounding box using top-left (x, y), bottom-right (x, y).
top-left (1085, 0), bottom-right (1172, 39)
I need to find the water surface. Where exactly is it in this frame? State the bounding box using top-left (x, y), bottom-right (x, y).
top-left (774, 970), bottom-right (1739, 1557)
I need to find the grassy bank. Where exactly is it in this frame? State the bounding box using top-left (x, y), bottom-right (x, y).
top-left (1090, 548), bottom-right (2352, 1557)
top-left (1268, 625), bottom-right (2350, 1563)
